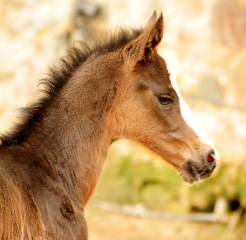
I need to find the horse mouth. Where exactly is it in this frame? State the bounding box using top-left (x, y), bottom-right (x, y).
top-left (180, 160), bottom-right (217, 184)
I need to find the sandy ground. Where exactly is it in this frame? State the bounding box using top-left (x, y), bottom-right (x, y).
top-left (85, 205), bottom-right (245, 240)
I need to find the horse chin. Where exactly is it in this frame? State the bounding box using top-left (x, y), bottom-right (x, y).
top-left (179, 171), bottom-right (201, 184)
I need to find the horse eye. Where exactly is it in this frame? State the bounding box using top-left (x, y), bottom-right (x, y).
top-left (158, 96), bottom-right (172, 105)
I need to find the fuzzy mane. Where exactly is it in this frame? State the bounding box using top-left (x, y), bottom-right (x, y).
top-left (0, 27), bottom-right (143, 146)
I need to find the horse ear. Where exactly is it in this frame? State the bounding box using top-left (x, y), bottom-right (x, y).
top-left (123, 12), bottom-right (164, 69)
top-left (147, 10), bottom-right (157, 24)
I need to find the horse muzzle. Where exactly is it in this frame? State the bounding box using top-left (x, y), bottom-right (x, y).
top-left (180, 150), bottom-right (217, 184)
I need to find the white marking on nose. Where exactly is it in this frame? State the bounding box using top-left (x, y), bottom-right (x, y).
top-left (166, 62), bottom-right (220, 160)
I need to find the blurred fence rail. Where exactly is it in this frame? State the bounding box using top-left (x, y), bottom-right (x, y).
top-left (90, 198), bottom-right (227, 223)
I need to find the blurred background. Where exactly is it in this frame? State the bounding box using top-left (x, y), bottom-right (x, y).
top-left (1, 0), bottom-right (246, 239)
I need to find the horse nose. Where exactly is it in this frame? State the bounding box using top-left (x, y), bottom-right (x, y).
top-left (206, 150), bottom-right (217, 172)
top-left (197, 150), bottom-right (217, 180)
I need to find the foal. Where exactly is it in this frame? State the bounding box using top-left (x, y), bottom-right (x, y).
top-left (0, 12), bottom-right (218, 239)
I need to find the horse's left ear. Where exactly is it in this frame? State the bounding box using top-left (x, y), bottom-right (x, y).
top-left (123, 12), bottom-right (164, 69)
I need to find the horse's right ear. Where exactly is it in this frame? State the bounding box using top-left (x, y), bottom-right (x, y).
top-left (123, 12), bottom-right (164, 70)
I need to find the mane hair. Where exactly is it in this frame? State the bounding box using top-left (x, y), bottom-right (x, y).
top-left (0, 27), bottom-right (143, 146)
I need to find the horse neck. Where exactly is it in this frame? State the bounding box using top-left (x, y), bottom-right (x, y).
top-left (21, 53), bottom-right (121, 204)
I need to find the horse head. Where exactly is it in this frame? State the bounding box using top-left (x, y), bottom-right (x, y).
top-left (112, 12), bottom-right (219, 184)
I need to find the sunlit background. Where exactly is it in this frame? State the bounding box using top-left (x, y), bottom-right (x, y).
top-left (1, 0), bottom-right (246, 239)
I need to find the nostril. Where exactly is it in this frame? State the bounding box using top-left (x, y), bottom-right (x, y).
top-left (207, 153), bottom-right (217, 171)
top-left (208, 154), bottom-right (214, 164)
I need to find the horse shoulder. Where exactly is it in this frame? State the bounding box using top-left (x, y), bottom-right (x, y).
top-left (0, 147), bottom-right (88, 239)
top-left (0, 149), bottom-right (47, 239)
